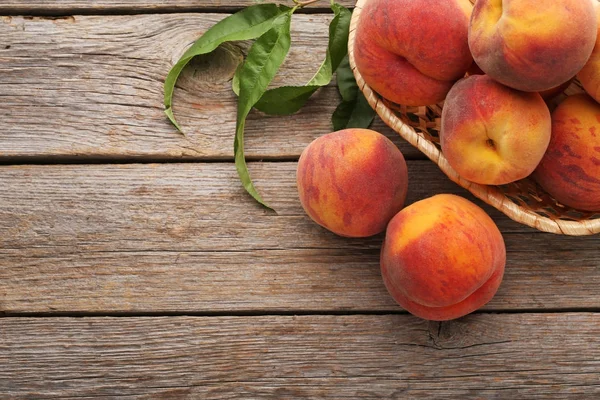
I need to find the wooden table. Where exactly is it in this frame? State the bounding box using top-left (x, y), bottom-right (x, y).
top-left (1, 1), bottom-right (599, 398)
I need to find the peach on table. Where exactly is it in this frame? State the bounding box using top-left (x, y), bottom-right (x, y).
top-left (380, 194), bottom-right (506, 321)
top-left (296, 129), bottom-right (408, 238)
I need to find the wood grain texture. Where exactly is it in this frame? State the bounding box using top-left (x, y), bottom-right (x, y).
top-left (0, 13), bottom-right (417, 161)
top-left (1, 162), bottom-right (599, 313)
top-left (0, 1), bottom-right (356, 13)
top-left (1, 313), bottom-right (599, 398)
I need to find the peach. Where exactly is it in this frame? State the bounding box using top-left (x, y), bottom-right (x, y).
top-left (380, 194), bottom-right (506, 321)
top-left (297, 129), bottom-right (408, 238)
top-left (441, 75), bottom-right (551, 185)
top-left (578, 5), bottom-right (600, 103)
top-left (353, 0), bottom-right (473, 106)
top-left (534, 94), bottom-right (600, 211)
top-left (469, 0), bottom-right (597, 92)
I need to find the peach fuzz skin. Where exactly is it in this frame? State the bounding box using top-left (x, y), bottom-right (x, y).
top-left (353, 0), bottom-right (473, 106)
top-left (380, 194), bottom-right (506, 321)
top-left (441, 75), bottom-right (551, 185)
top-left (297, 129), bottom-right (408, 238)
top-left (578, 4), bottom-right (600, 103)
top-left (469, 0), bottom-right (597, 92)
top-left (534, 94), bottom-right (600, 212)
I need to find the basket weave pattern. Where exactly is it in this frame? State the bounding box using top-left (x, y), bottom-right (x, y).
top-left (348, 0), bottom-right (600, 235)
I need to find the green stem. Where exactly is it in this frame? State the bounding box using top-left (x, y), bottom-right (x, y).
top-left (293, 0), bottom-right (323, 7)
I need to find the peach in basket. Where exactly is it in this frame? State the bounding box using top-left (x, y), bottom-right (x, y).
top-left (469, 0), bottom-right (597, 93)
top-left (349, 0), bottom-right (600, 235)
top-left (440, 75), bottom-right (551, 186)
top-left (535, 94), bottom-right (600, 212)
top-left (353, 0), bottom-right (473, 107)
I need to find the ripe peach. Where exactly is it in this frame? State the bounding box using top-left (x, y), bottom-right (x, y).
top-left (297, 129), bottom-right (408, 238)
top-left (469, 0), bottom-right (597, 92)
top-left (353, 0), bottom-right (473, 106)
top-left (380, 194), bottom-right (506, 321)
top-left (578, 5), bottom-right (600, 103)
top-left (440, 75), bottom-right (551, 185)
top-left (534, 94), bottom-right (600, 211)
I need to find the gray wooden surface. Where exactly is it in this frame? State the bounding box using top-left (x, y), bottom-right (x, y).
top-left (0, 13), bottom-right (412, 161)
top-left (1, 314), bottom-right (599, 398)
top-left (1, 162), bottom-right (599, 315)
top-left (1, 1), bottom-right (599, 399)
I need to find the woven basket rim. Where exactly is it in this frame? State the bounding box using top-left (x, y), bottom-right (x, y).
top-left (349, 0), bottom-right (600, 235)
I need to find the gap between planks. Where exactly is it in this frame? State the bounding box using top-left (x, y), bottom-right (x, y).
top-left (0, 1), bottom-right (356, 16)
top-left (0, 7), bottom-right (344, 17)
top-left (0, 0), bottom-right (356, 17)
top-left (0, 153), bottom-right (427, 166)
top-left (0, 155), bottom-right (304, 166)
top-left (2, 307), bottom-right (600, 319)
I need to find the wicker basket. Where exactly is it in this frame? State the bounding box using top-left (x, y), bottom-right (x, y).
top-left (348, 0), bottom-right (600, 235)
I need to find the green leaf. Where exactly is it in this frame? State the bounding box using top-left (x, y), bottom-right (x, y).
top-left (336, 55), bottom-right (358, 102)
top-left (232, 61), bottom-right (242, 96)
top-left (307, 2), bottom-right (352, 86)
top-left (332, 91), bottom-right (375, 131)
top-left (332, 55), bottom-right (375, 131)
top-left (235, 11), bottom-right (294, 209)
top-left (249, 2), bottom-right (352, 116)
top-left (164, 3), bottom-right (290, 132)
top-left (247, 85), bottom-right (316, 116)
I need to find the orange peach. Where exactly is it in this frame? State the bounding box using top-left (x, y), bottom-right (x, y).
top-left (469, 0), bottom-right (597, 92)
top-left (441, 75), bottom-right (551, 185)
top-left (297, 129), bottom-right (408, 238)
top-left (380, 194), bottom-right (506, 321)
top-left (353, 0), bottom-right (473, 106)
top-left (578, 4), bottom-right (600, 103)
top-left (534, 94), bottom-right (600, 211)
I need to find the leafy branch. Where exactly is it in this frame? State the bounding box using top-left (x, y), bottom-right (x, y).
top-left (164, 1), bottom-right (372, 210)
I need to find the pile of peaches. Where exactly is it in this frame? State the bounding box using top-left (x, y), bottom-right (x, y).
top-left (295, 0), bottom-right (600, 321)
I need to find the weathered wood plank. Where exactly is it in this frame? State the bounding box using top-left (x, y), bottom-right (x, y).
top-left (0, 13), bottom-right (417, 160)
top-left (1, 162), bottom-right (599, 313)
top-left (0, 1), bottom-right (356, 13)
top-left (1, 314), bottom-right (599, 398)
